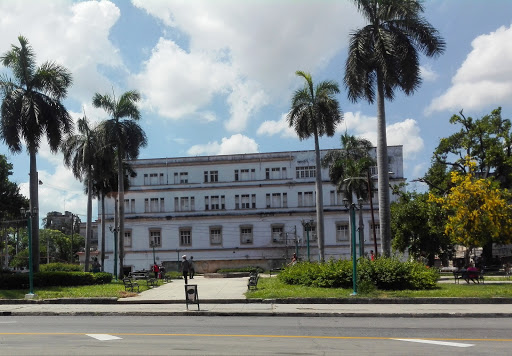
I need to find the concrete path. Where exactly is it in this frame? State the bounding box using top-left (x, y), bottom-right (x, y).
top-left (120, 276), bottom-right (248, 302)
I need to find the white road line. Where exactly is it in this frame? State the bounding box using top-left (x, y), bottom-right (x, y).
top-left (393, 339), bottom-right (474, 348)
top-left (86, 334), bottom-right (122, 341)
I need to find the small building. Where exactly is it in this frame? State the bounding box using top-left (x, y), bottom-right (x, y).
top-left (99, 147), bottom-right (405, 275)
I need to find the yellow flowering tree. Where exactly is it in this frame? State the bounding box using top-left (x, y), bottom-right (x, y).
top-left (429, 159), bottom-right (512, 249)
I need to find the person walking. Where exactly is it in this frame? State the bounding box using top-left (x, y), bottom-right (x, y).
top-left (152, 263), bottom-right (159, 279)
top-left (189, 256), bottom-right (195, 279)
top-left (181, 255), bottom-right (190, 284)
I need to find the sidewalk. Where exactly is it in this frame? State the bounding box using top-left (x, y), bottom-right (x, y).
top-left (1, 276), bottom-right (512, 317)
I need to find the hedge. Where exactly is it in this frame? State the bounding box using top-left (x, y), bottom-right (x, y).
top-left (0, 271), bottom-right (113, 290)
top-left (278, 257), bottom-right (439, 290)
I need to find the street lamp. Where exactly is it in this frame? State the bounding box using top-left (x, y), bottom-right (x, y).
top-left (301, 219), bottom-right (314, 262)
top-left (150, 240), bottom-right (157, 265)
top-left (343, 198), bottom-right (357, 296)
top-left (358, 197), bottom-right (364, 258)
top-left (20, 207), bottom-right (37, 298)
top-left (109, 225), bottom-right (118, 280)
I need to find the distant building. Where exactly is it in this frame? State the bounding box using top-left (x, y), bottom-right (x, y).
top-left (100, 147), bottom-right (405, 275)
top-left (44, 211), bottom-right (81, 236)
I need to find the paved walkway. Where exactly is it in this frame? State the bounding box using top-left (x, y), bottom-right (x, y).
top-left (1, 275), bottom-right (512, 317)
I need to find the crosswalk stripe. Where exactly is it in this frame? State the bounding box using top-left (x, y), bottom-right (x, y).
top-left (86, 334), bottom-right (122, 341)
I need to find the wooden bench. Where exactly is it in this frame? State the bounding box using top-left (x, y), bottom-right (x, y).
top-left (453, 270), bottom-right (484, 284)
top-left (247, 273), bottom-right (259, 290)
top-left (123, 278), bottom-right (140, 292)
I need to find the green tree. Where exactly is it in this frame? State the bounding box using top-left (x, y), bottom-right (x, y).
top-left (0, 36), bottom-right (73, 271)
top-left (432, 107), bottom-right (512, 188)
top-left (61, 116), bottom-right (99, 272)
top-left (391, 190), bottom-right (452, 266)
top-left (0, 154), bottom-right (28, 221)
top-left (287, 71), bottom-right (343, 262)
top-left (322, 132), bottom-right (375, 202)
top-left (93, 90), bottom-right (147, 277)
top-left (345, 0), bottom-right (445, 256)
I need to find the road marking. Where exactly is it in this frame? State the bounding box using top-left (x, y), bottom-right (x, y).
top-left (393, 338), bottom-right (474, 348)
top-left (86, 334), bottom-right (122, 341)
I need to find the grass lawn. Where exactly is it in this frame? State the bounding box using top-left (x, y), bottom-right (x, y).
top-left (245, 276), bottom-right (512, 299)
top-left (0, 279), bottom-right (164, 300)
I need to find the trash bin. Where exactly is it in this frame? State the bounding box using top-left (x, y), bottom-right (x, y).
top-left (185, 284), bottom-right (199, 310)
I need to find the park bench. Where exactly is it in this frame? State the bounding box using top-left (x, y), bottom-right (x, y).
top-left (453, 270), bottom-right (484, 284)
top-left (247, 272), bottom-right (259, 290)
top-left (123, 278), bottom-right (140, 292)
top-left (146, 278), bottom-right (158, 288)
top-left (130, 271), bottom-right (160, 288)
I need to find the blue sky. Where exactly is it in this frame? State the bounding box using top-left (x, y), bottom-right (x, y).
top-left (1, 0), bottom-right (512, 223)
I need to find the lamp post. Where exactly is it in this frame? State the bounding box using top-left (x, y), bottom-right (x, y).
top-left (343, 198), bottom-right (357, 296)
top-left (358, 197), bottom-right (364, 258)
top-left (20, 207), bottom-right (37, 298)
top-left (150, 240), bottom-right (157, 265)
top-left (109, 225), bottom-right (118, 280)
top-left (302, 220), bottom-right (313, 262)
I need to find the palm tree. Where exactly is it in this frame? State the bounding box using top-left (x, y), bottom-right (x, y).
top-left (0, 36), bottom-right (73, 272)
top-left (93, 90), bottom-right (147, 277)
top-left (322, 132), bottom-right (375, 203)
top-left (61, 116), bottom-right (98, 272)
top-left (287, 71), bottom-right (343, 262)
top-left (345, 0), bottom-right (445, 256)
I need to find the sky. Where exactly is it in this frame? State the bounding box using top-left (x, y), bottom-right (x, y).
top-left (1, 0), bottom-right (512, 224)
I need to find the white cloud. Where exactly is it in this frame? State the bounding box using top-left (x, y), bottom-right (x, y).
top-left (420, 65), bottom-right (439, 82)
top-left (338, 112), bottom-right (424, 160)
top-left (187, 134), bottom-right (259, 156)
top-left (131, 0), bottom-right (363, 131)
top-left (257, 113), bottom-right (297, 138)
top-left (0, 1), bottom-right (124, 105)
top-left (427, 25), bottom-right (512, 114)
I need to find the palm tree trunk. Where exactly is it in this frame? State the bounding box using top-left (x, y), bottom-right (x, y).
top-left (84, 170), bottom-right (92, 272)
top-left (117, 152), bottom-right (125, 278)
top-left (100, 192), bottom-right (106, 272)
top-left (376, 71), bottom-right (391, 257)
top-left (29, 150), bottom-right (40, 272)
top-left (314, 132), bottom-right (325, 262)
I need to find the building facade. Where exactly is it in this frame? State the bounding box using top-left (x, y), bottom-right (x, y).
top-left (100, 147), bottom-right (405, 274)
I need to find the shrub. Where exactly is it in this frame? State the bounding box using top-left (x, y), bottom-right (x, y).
top-left (216, 267), bottom-right (264, 273)
top-left (40, 263), bottom-right (82, 272)
top-left (0, 271), bottom-right (113, 290)
top-left (279, 257), bottom-right (439, 291)
top-left (165, 271), bottom-right (183, 279)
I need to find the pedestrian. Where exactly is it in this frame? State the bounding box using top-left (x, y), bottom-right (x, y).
top-left (370, 250), bottom-right (375, 261)
top-left (152, 263), bottom-right (159, 279)
top-left (189, 256), bottom-right (195, 279)
top-left (288, 253), bottom-right (298, 266)
top-left (181, 255), bottom-right (190, 284)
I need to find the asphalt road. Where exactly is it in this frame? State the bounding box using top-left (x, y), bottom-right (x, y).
top-left (1, 316), bottom-right (511, 355)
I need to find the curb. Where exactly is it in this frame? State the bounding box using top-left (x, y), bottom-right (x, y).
top-left (2, 297), bottom-right (512, 305)
top-left (2, 310), bottom-right (512, 318)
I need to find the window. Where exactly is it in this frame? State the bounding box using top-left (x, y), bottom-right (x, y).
top-left (336, 223), bottom-right (349, 242)
top-left (180, 172), bottom-right (188, 184)
top-left (204, 170), bottom-right (219, 183)
top-left (299, 192), bottom-right (314, 207)
top-left (266, 167), bottom-right (287, 180)
top-left (296, 166), bottom-right (316, 178)
top-left (210, 227), bottom-right (222, 245)
top-left (149, 229), bottom-right (161, 247)
top-left (236, 168), bottom-right (255, 181)
top-left (272, 225), bottom-right (284, 243)
top-left (145, 173), bottom-right (164, 185)
top-left (267, 192), bottom-right (287, 208)
top-left (206, 195), bottom-right (225, 210)
top-left (124, 230), bottom-right (132, 247)
top-left (234, 170), bottom-right (239, 181)
top-left (235, 194), bottom-right (255, 210)
top-left (240, 226), bottom-right (253, 244)
top-left (175, 197), bottom-right (195, 212)
top-left (124, 199), bottom-right (135, 213)
top-left (369, 222), bottom-right (380, 240)
top-left (241, 194), bottom-right (250, 209)
top-left (180, 228), bottom-right (192, 246)
top-left (252, 194), bottom-right (256, 208)
top-left (145, 198), bottom-right (164, 212)
top-left (240, 169), bottom-right (249, 181)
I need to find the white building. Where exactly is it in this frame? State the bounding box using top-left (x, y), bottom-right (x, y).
top-left (100, 146), bottom-right (404, 275)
